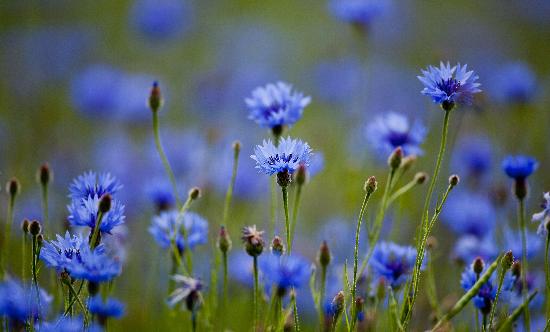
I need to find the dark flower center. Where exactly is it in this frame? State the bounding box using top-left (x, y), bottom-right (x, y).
top-left (387, 131), bottom-right (409, 147)
top-left (437, 78), bottom-right (461, 97)
top-left (263, 102), bottom-right (286, 119)
top-left (267, 153), bottom-right (298, 166)
top-left (387, 260), bottom-right (406, 281)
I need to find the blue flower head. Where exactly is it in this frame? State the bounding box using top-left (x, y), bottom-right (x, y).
top-left (0, 278), bottom-right (52, 324)
top-left (533, 192), bottom-right (550, 236)
top-left (66, 245), bottom-right (122, 283)
top-left (245, 82), bottom-right (311, 129)
top-left (490, 62), bottom-right (537, 105)
top-left (68, 195), bottom-right (126, 233)
top-left (503, 227), bottom-right (542, 259)
top-left (329, 0), bottom-right (390, 27)
top-left (451, 136), bottom-right (493, 180)
top-left (88, 296), bottom-right (125, 320)
top-left (69, 171), bottom-right (122, 201)
top-left (260, 254), bottom-right (310, 295)
top-left (502, 155), bottom-right (538, 180)
top-left (461, 262), bottom-right (498, 313)
top-left (149, 210), bottom-right (208, 253)
top-left (370, 241), bottom-right (420, 289)
top-left (442, 190), bottom-right (496, 238)
top-left (251, 137), bottom-right (312, 176)
top-left (144, 177), bottom-right (176, 212)
top-left (130, 0), bottom-right (193, 42)
top-left (418, 62), bottom-right (481, 110)
top-left (365, 112), bottom-right (426, 159)
top-left (40, 231), bottom-right (102, 272)
top-left (167, 275), bottom-right (203, 311)
top-left (452, 235), bottom-right (498, 264)
top-left (39, 316), bottom-right (102, 332)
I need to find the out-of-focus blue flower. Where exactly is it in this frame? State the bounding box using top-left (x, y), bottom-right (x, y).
top-left (442, 190), bottom-right (496, 238)
top-left (503, 228), bottom-right (543, 259)
top-left (533, 192), bottom-right (550, 236)
top-left (502, 155), bottom-right (538, 180)
top-left (129, 0), bottom-right (192, 42)
top-left (252, 137), bottom-right (312, 176)
top-left (365, 112), bottom-right (426, 159)
top-left (88, 296), bottom-right (125, 319)
top-left (489, 62), bottom-right (537, 105)
top-left (315, 218), bottom-right (367, 264)
top-left (228, 252), bottom-right (256, 287)
top-left (167, 275), bottom-right (202, 309)
top-left (144, 177), bottom-right (176, 211)
top-left (307, 151), bottom-right (325, 178)
top-left (450, 136), bottom-right (492, 180)
top-left (329, 0), bottom-right (390, 26)
top-left (115, 73), bottom-right (158, 122)
top-left (70, 65), bottom-right (123, 118)
top-left (40, 231), bottom-right (98, 272)
top-left (66, 245), bottom-right (122, 283)
top-left (246, 82), bottom-right (311, 129)
top-left (460, 262), bottom-right (503, 312)
top-left (260, 254), bottom-right (310, 294)
top-left (68, 195), bottom-right (126, 233)
top-left (370, 241), bottom-right (419, 288)
top-left (39, 316), bottom-right (102, 332)
top-left (503, 272), bottom-right (543, 309)
top-left (418, 62), bottom-right (481, 108)
top-left (452, 235), bottom-right (498, 264)
top-left (312, 57), bottom-right (362, 105)
top-left (149, 210), bottom-right (208, 253)
top-left (69, 172), bottom-right (123, 201)
top-left (0, 278), bottom-right (52, 323)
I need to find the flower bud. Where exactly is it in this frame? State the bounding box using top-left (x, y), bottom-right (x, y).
top-left (271, 236), bottom-right (285, 256)
top-left (363, 176), bottom-right (377, 194)
top-left (401, 155), bottom-right (417, 172)
top-left (186, 289), bottom-right (204, 313)
top-left (60, 271), bottom-right (71, 285)
top-left (388, 147), bottom-right (403, 170)
top-left (426, 236), bottom-right (438, 251)
top-left (502, 251), bottom-right (514, 271)
top-left (331, 291), bottom-right (345, 322)
top-left (355, 296), bottom-right (365, 321)
top-left (472, 257), bottom-right (484, 275)
top-left (6, 178), bottom-right (20, 197)
top-left (98, 194), bottom-right (112, 213)
top-left (37, 234), bottom-right (44, 247)
top-left (148, 81), bottom-right (162, 112)
top-left (295, 163), bottom-right (308, 186)
top-left (449, 174), bottom-right (460, 187)
top-left (414, 172), bottom-right (428, 185)
top-left (232, 140), bottom-right (241, 154)
top-left (272, 124), bottom-right (284, 138)
top-left (511, 261), bottom-right (521, 279)
top-left (512, 178), bottom-right (528, 201)
top-left (217, 226), bottom-right (232, 253)
top-left (37, 163), bottom-right (52, 186)
top-left (277, 170), bottom-right (292, 188)
top-left (21, 219), bottom-right (30, 234)
top-left (188, 187), bottom-right (201, 201)
top-left (241, 225), bottom-right (265, 257)
top-left (29, 220), bottom-right (41, 236)
top-left (318, 240), bottom-right (331, 267)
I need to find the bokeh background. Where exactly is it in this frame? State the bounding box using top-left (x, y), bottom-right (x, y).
top-left (1, 0), bottom-right (550, 330)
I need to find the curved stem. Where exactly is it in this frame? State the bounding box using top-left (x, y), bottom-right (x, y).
top-left (518, 199), bottom-right (531, 331)
top-left (290, 184), bottom-right (303, 251)
top-left (152, 111), bottom-right (181, 208)
top-left (282, 186), bottom-right (291, 254)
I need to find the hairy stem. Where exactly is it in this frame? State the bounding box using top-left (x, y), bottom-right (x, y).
top-left (282, 186), bottom-right (291, 254)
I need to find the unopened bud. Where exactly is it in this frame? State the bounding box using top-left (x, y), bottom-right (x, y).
top-left (472, 257), bottom-right (484, 275)
top-left (318, 241), bottom-right (331, 267)
top-left (37, 234), bottom-right (44, 247)
top-left (148, 81), bottom-right (162, 112)
top-left (60, 271), bottom-right (71, 285)
top-left (388, 147), bottom-right (403, 170)
top-left (414, 172), bottom-right (428, 185)
top-left (232, 140), bottom-right (241, 154)
top-left (241, 225), bottom-right (265, 257)
top-left (401, 155), bottom-right (417, 172)
top-left (295, 164), bottom-right (308, 186)
top-left (511, 261), bottom-right (521, 279)
top-left (22, 219), bottom-right (30, 234)
top-left (363, 176), bottom-right (377, 194)
top-left (502, 251), bottom-right (514, 271)
top-left (426, 236), bottom-right (438, 251)
top-left (217, 226), bottom-right (232, 253)
top-left (98, 194), bottom-right (112, 213)
top-left (277, 170), bottom-right (292, 188)
top-left (449, 174), bottom-right (460, 187)
top-left (188, 187), bottom-right (201, 200)
top-left (6, 178), bottom-right (20, 197)
top-left (29, 220), bottom-right (41, 236)
top-left (355, 296), bottom-right (365, 320)
top-left (331, 291), bottom-right (345, 322)
top-left (513, 178), bottom-right (528, 201)
top-left (37, 163), bottom-right (52, 186)
top-left (271, 236), bottom-right (285, 256)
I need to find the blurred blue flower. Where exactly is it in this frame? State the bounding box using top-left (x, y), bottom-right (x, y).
top-left (88, 296), bottom-right (125, 319)
top-left (260, 254), bottom-right (310, 294)
top-left (452, 235), bottom-right (498, 263)
top-left (365, 112), bottom-right (426, 159)
top-left (0, 278), bottom-right (52, 324)
top-left (114, 73), bottom-right (158, 122)
top-left (252, 137), bottom-right (312, 176)
top-left (246, 82), bottom-right (311, 129)
top-left (502, 155), bottom-right (538, 180)
top-left (69, 171), bottom-right (123, 201)
top-left (68, 195), bottom-right (126, 233)
top-left (532, 192), bottom-right (550, 236)
top-left (418, 62), bottom-right (481, 108)
top-left (329, 0), bottom-right (390, 26)
top-left (370, 241), bottom-right (419, 288)
top-left (229, 251), bottom-right (255, 287)
top-left (503, 271), bottom-right (543, 309)
top-left (66, 245), bottom-right (122, 283)
top-left (144, 177), bottom-right (176, 212)
top-left (312, 57), bottom-right (362, 105)
top-left (450, 136), bottom-right (492, 180)
top-left (167, 275), bottom-right (202, 309)
top-left (149, 210), bottom-right (208, 253)
top-left (315, 218), bottom-right (367, 264)
top-left (460, 261), bottom-right (509, 312)
top-left (489, 62), bottom-right (537, 105)
top-left (39, 316), bottom-right (102, 332)
top-left (308, 151), bottom-right (325, 178)
top-left (129, 0), bottom-right (192, 42)
top-left (503, 227), bottom-right (543, 259)
top-left (442, 190), bottom-right (496, 238)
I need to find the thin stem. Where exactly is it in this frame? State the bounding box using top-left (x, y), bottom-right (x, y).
top-left (518, 199), bottom-right (531, 331)
top-left (319, 265), bottom-right (327, 328)
top-left (222, 251), bottom-right (228, 304)
top-left (253, 256), bottom-right (259, 332)
top-left (293, 291), bottom-right (300, 332)
top-left (489, 256), bottom-right (508, 330)
top-left (65, 281), bottom-right (89, 323)
top-left (1, 196), bottom-right (15, 275)
top-left (497, 292), bottom-right (538, 332)
top-left (387, 177), bottom-right (419, 206)
top-left (192, 312), bottom-right (197, 332)
top-left (545, 235), bottom-right (550, 319)
top-left (290, 184), bottom-right (303, 251)
top-left (41, 185), bottom-right (49, 229)
top-left (63, 281), bottom-right (84, 317)
top-left (402, 108), bottom-right (451, 328)
top-left (152, 111), bottom-right (181, 208)
top-left (282, 186), bottom-right (291, 254)
top-left (270, 177), bottom-right (276, 237)
top-left (89, 212), bottom-right (104, 250)
top-left (175, 195), bottom-right (196, 274)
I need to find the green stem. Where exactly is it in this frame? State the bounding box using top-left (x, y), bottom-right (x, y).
top-left (89, 212), bottom-right (104, 249)
top-left (319, 265), bottom-right (327, 328)
top-left (497, 292), bottom-right (537, 332)
top-left (253, 256), bottom-right (259, 332)
top-left (152, 111), bottom-right (181, 208)
top-left (518, 199), bottom-right (531, 331)
top-left (290, 184), bottom-right (303, 251)
top-left (222, 143), bottom-right (240, 227)
top-left (282, 186), bottom-right (291, 254)
top-left (426, 250), bottom-right (441, 318)
top-left (63, 281), bottom-right (84, 317)
top-left (387, 177), bottom-right (419, 206)
top-left (293, 291), bottom-right (300, 332)
top-left (1, 196), bottom-right (15, 275)
top-left (488, 256), bottom-right (509, 330)
top-left (545, 235), bottom-right (550, 319)
top-left (270, 177), bottom-right (276, 237)
top-left (222, 251), bottom-right (228, 304)
top-left (41, 185), bottom-right (49, 229)
top-left (65, 281), bottom-right (89, 323)
top-left (351, 188), bottom-right (374, 329)
top-left (175, 195), bottom-right (196, 274)
top-left (402, 108), bottom-right (451, 328)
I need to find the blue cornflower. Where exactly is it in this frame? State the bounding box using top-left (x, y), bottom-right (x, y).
top-left (442, 190), bottom-right (496, 238)
top-left (245, 82), bottom-right (311, 129)
top-left (40, 231), bottom-right (100, 272)
top-left (39, 316), bottom-right (102, 332)
top-left (451, 136), bottom-right (493, 180)
top-left (365, 112), bottom-right (426, 159)
top-left (503, 272), bottom-right (544, 309)
top-left (259, 254), bottom-right (310, 295)
top-left (66, 245), bottom-right (122, 283)
top-left (144, 177), bottom-right (176, 211)
top-left (0, 278), bottom-right (52, 324)
top-left (69, 171), bottom-right (122, 201)
top-left (503, 227), bottom-right (543, 259)
top-left (533, 192), bottom-right (550, 236)
top-left (490, 62), bottom-right (537, 105)
top-left (149, 210), bottom-right (208, 253)
top-left (369, 241), bottom-right (419, 288)
top-left (167, 275), bottom-right (203, 312)
top-left (502, 155), bottom-right (538, 180)
top-left (418, 62), bottom-right (481, 110)
top-left (88, 296), bottom-right (125, 320)
top-left (460, 262), bottom-right (501, 313)
top-left (251, 137), bottom-right (312, 176)
top-left (452, 235), bottom-right (498, 264)
top-left (67, 195), bottom-right (126, 233)
top-left (329, 0), bottom-right (390, 27)
top-left (313, 57), bottom-right (362, 105)
top-left (129, 0), bottom-right (192, 42)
